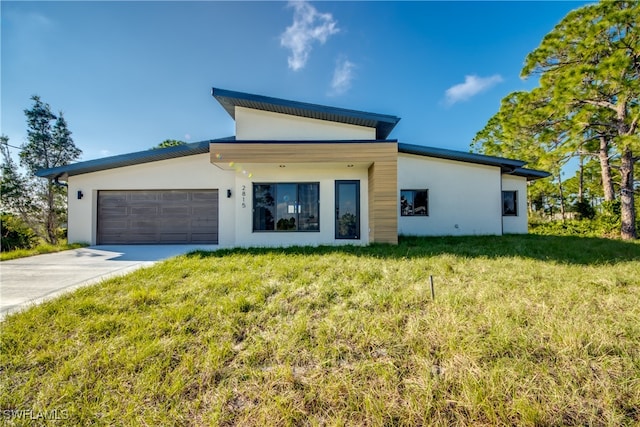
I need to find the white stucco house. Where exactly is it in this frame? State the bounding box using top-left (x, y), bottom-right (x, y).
top-left (37, 88), bottom-right (549, 247)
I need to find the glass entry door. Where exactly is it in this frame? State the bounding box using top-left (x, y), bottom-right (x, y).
top-left (335, 180), bottom-right (360, 239)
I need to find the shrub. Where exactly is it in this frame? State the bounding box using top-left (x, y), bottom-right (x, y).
top-left (530, 200), bottom-right (622, 238)
top-left (573, 198), bottom-right (596, 220)
top-left (1, 213), bottom-right (38, 251)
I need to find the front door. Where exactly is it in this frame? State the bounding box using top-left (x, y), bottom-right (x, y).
top-left (335, 180), bottom-right (360, 239)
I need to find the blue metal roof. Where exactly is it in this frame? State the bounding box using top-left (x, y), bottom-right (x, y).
top-left (212, 87), bottom-right (401, 140)
top-left (35, 139), bottom-right (230, 180)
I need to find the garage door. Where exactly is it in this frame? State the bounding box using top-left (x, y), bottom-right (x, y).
top-left (97, 190), bottom-right (218, 244)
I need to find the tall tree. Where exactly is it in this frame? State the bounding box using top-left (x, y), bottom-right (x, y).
top-left (0, 136), bottom-right (35, 220)
top-left (20, 96), bottom-right (82, 243)
top-left (521, 0), bottom-right (639, 239)
top-left (474, 1), bottom-right (638, 239)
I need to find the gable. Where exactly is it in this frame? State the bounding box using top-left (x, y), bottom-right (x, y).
top-left (235, 107), bottom-right (376, 141)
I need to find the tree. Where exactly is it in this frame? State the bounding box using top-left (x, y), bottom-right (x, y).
top-left (474, 1), bottom-right (639, 239)
top-left (153, 139), bottom-right (186, 149)
top-left (20, 96), bottom-right (82, 244)
top-left (1, 136), bottom-right (35, 220)
top-left (472, 89), bottom-right (569, 216)
top-left (521, 0), bottom-right (639, 239)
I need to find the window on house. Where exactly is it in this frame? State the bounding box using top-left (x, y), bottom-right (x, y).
top-left (253, 183), bottom-right (320, 232)
top-left (502, 191), bottom-right (518, 216)
top-left (400, 189), bottom-right (428, 216)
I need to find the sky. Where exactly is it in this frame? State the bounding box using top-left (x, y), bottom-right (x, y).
top-left (2, 0), bottom-right (593, 165)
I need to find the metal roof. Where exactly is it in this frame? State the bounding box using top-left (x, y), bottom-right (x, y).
top-left (510, 167), bottom-right (552, 181)
top-left (35, 139), bottom-right (227, 180)
top-left (212, 87), bottom-right (401, 140)
top-left (37, 138), bottom-right (549, 182)
top-left (398, 143), bottom-right (526, 172)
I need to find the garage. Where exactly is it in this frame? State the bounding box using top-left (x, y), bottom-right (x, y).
top-left (97, 190), bottom-right (218, 244)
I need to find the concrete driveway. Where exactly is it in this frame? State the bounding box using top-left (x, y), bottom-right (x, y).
top-left (0, 245), bottom-right (217, 320)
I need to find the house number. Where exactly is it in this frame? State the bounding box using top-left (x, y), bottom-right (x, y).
top-left (241, 185), bottom-right (246, 208)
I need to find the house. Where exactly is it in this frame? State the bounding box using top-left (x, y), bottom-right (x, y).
top-left (36, 88), bottom-right (549, 247)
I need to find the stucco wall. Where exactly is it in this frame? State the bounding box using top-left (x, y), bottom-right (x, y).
top-left (235, 107), bottom-right (376, 141)
top-left (231, 164), bottom-right (369, 247)
top-left (397, 153), bottom-right (502, 236)
top-left (501, 175), bottom-right (529, 234)
top-left (67, 154), bottom-right (236, 246)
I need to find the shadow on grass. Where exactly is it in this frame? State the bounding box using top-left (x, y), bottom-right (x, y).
top-left (185, 234), bottom-right (640, 266)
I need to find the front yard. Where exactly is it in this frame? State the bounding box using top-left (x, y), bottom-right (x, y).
top-left (1, 235), bottom-right (639, 425)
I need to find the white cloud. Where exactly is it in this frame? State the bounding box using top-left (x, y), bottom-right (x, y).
top-left (280, 1), bottom-right (339, 71)
top-left (329, 58), bottom-right (355, 96)
top-left (444, 74), bottom-right (503, 106)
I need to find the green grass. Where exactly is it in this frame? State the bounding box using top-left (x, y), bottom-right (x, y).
top-left (1, 235), bottom-right (639, 426)
top-left (0, 241), bottom-right (88, 261)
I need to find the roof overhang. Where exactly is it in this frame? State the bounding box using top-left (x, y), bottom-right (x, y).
top-left (210, 140), bottom-right (398, 170)
top-left (35, 139), bottom-right (217, 180)
top-left (398, 143), bottom-right (526, 173)
top-left (510, 167), bottom-right (552, 181)
top-left (212, 87), bottom-right (401, 140)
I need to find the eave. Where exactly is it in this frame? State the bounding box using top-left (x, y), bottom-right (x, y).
top-left (398, 143), bottom-right (526, 173)
top-left (35, 139), bottom-right (224, 180)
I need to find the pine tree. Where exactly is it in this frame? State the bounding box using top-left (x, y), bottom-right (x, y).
top-left (20, 96), bottom-right (82, 243)
top-left (474, 1), bottom-right (639, 239)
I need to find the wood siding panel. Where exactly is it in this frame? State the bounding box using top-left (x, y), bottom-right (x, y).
top-left (210, 143), bottom-right (397, 165)
top-left (368, 161), bottom-right (398, 244)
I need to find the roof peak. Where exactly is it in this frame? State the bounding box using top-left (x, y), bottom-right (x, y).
top-left (211, 87), bottom-right (401, 140)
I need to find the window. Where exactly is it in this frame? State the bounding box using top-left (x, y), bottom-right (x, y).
top-left (401, 189), bottom-right (428, 216)
top-left (253, 183), bottom-right (319, 232)
top-left (502, 191), bottom-right (518, 216)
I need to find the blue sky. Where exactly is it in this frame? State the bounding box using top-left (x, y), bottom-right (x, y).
top-left (2, 1), bottom-right (592, 163)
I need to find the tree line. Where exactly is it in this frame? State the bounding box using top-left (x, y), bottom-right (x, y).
top-left (472, 1), bottom-right (639, 240)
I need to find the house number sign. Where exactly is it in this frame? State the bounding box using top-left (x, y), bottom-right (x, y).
top-left (241, 185), bottom-right (247, 208)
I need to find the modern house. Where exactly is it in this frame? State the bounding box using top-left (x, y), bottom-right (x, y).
top-left (37, 88), bottom-right (549, 247)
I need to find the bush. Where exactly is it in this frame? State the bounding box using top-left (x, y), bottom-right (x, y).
top-left (1, 213), bottom-right (38, 251)
top-left (574, 198), bottom-right (596, 220)
top-left (530, 200), bottom-right (622, 238)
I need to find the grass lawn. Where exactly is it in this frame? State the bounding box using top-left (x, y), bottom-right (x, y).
top-left (0, 242), bottom-right (87, 261)
top-left (1, 235), bottom-right (639, 426)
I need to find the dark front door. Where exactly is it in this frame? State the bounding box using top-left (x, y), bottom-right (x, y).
top-left (335, 180), bottom-right (360, 239)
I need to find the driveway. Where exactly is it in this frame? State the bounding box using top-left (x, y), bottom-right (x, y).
top-left (0, 245), bottom-right (217, 320)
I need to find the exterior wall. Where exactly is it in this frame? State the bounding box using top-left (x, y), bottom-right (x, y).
top-left (67, 154), bottom-right (236, 246)
top-left (235, 107), bottom-right (376, 140)
top-left (211, 141), bottom-right (398, 244)
top-left (231, 164), bottom-right (369, 247)
top-left (501, 175), bottom-right (529, 234)
top-left (397, 153), bottom-right (502, 236)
